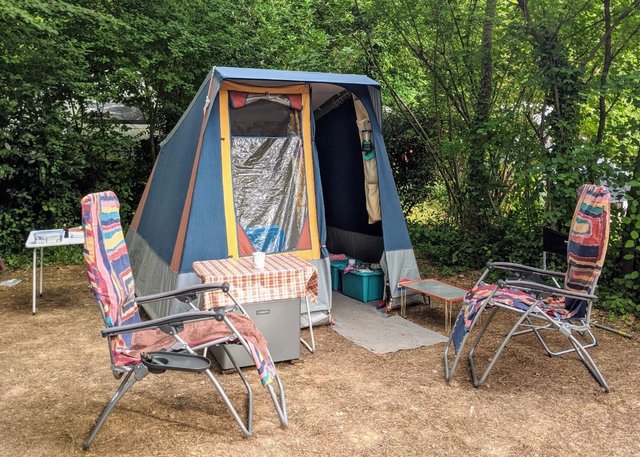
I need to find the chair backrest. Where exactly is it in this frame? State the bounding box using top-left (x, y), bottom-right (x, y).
top-left (564, 185), bottom-right (611, 295)
top-left (82, 191), bottom-right (140, 355)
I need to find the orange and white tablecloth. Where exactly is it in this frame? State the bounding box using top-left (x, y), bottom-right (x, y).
top-left (192, 253), bottom-right (318, 309)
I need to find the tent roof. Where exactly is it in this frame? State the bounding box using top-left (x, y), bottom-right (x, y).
top-left (162, 67), bottom-right (383, 148)
top-left (214, 67), bottom-right (380, 88)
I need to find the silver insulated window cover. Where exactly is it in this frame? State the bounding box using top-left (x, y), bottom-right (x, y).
top-left (230, 97), bottom-right (309, 253)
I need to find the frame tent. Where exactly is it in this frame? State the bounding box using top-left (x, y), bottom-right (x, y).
top-left (126, 67), bottom-right (420, 321)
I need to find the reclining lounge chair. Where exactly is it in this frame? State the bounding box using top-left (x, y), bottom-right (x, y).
top-left (444, 184), bottom-right (611, 392)
top-left (81, 191), bottom-right (287, 449)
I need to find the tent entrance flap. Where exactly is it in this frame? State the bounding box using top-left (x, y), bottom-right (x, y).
top-left (219, 82), bottom-right (319, 259)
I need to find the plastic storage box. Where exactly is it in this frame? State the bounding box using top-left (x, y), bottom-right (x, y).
top-left (330, 260), bottom-right (348, 291)
top-left (341, 269), bottom-right (385, 302)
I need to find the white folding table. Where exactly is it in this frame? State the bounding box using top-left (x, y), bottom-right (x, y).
top-left (25, 229), bottom-right (85, 314)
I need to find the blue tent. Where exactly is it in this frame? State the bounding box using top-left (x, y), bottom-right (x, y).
top-left (126, 67), bottom-right (420, 319)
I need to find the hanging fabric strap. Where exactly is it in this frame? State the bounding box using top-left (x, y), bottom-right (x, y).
top-left (353, 95), bottom-right (381, 224)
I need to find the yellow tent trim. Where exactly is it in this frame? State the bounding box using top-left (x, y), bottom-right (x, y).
top-left (218, 88), bottom-right (237, 258)
top-left (219, 81), bottom-right (320, 260)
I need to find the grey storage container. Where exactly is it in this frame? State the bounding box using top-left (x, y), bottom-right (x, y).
top-left (210, 298), bottom-right (301, 369)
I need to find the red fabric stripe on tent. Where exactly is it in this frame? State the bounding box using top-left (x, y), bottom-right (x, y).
top-left (296, 216), bottom-right (311, 250)
top-left (171, 77), bottom-right (216, 273)
top-left (229, 91), bottom-right (248, 108)
top-left (288, 94), bottom-right (302, 110)
top-left (237, 224), bottom-right (255, 256)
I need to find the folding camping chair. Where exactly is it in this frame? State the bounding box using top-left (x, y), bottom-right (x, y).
top-left (444, 185), bottom-right (611, 391)
top-left (81, 191), bottom-right (287, 450)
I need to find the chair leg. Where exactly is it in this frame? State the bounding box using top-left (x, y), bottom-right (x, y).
top-left (564, 330), bottom-right (610, 392)
top-left (469, 308), bottom-right (610, 392)
top-left (527, 317), bottom-right (555, 355)
top-left (267, 373), bottom-right (288, 428)
top-left (203, 368), bottom-right (253, 436)
top-left (445, 306), bottom-right (498, 382)
top-left (300, 296), bottom-right (316, 353)
top-left (222, 315), bottom-right (288, 427)
top-left (174, 334), bottom-right (254, 436)
top-left (443, 324), bottom-right (466, 382)
top-left (221, 344), bottom-right (287, 429)
top-left (83, 365), bottom-right (147, 450)
top-left (221, 344), bottom-right (254, 431)
top-left (466, 306), bottom-right (501, 386)
top-left (526, 317), bottom-right (598, 357)
top-left (443, 285), bottom-right (498, 382)
top-left (468, 307), bottom-right (533, 388)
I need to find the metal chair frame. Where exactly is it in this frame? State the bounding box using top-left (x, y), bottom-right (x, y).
top-left (444, 263), bottom-right (608, 392)
top-left (84, 284), bottom-right (287, 450)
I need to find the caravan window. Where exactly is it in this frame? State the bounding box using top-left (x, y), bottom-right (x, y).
top-left (229, 92), bottom-right (311, 255)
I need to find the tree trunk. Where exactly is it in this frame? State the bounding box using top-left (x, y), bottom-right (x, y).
top-left (148, 109), bottom-right (157, 163)
top-left (517, 0), bottom-right (584, 226)
top-left (463, 0), bottom-right (497, 229)
top-left (596, 0), bottom-right (612, 146)
top-left (477, 0), bottom-right (496, 125)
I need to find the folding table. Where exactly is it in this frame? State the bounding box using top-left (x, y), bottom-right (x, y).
top-left (399, 278), bottom-right (468, 333)
top-left (25, 229), bottom-right (85, 314)
top-left (193, 253), bottom-right (319, 353)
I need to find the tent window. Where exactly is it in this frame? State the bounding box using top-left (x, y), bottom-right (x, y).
top-left (230, 98), bottom-right (300, 137)
top-left (229, 95), bottom-right (310, 254)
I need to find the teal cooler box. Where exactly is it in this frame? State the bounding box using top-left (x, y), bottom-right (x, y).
top-left (330, 260), bottom-right (348, 291)
top-left (341, 269), bottom-right (385, 302)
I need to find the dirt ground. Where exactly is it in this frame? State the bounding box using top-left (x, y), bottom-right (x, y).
top-left (0, 264), bottom-right (638, 456)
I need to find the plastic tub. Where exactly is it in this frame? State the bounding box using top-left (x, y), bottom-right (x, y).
top-left (341, 269), bottom-right (385, 302)
top-left (330, 260), bottom-right (348, 291)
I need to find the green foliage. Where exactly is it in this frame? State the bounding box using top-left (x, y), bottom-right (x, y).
top-left (357, 0), bottom-right (640, 316)
top-left (382, 109), bottom-right (435, 216)
top-left (0, 0), bottom-right (368, 268)
top-left (0, 0), bottom-right (638, 318)
top-left (408, 204), bottom-right (543, 270)
top-left (0, 1), bottom-right (149, 266)
top-left (600, 282), bottom-right (640, 317)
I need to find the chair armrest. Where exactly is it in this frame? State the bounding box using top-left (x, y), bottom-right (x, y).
top-left (488, 262), bottom-right (566, 279)
top-left (498, 279), bottom-right (597, 302)
top-left (134, 282), bottom-right (230, 305)
top-left (100, 308), bottom-right (235, 338)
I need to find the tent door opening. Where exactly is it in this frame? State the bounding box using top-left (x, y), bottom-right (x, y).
top-left (314, 91), bottom-right (383, 264)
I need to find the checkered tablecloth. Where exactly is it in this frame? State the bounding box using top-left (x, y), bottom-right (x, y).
top-left (192, 253), bottom-right (319, 308)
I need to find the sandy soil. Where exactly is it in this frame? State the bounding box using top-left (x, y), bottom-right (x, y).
top-left (0, 264), bottom-right (638, 456)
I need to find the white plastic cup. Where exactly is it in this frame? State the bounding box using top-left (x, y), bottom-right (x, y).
top-left (252, 251), bottom-right (266, 270)
top-left (348, 258), bottom-right (356, 266)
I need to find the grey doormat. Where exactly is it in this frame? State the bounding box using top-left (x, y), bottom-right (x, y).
top-left (330, 292), bottom-right (448, 354)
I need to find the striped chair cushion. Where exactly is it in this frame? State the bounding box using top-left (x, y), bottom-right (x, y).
top-left (81, 191), bottom-right (277, 385)
top-left (563, 185), bottom-right (611, 317)
top-left (82, 191), bottom-right (140, 357)
top-left (565, 185), bottom-right (611, 293)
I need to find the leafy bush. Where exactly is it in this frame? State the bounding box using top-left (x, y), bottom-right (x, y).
top-left (383, 109), bottom-right (436, 216)
top-left (0, 108), bottom-right (149, 267)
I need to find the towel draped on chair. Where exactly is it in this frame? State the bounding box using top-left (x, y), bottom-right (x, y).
top-left (82, 191), bottom-right (277, 386)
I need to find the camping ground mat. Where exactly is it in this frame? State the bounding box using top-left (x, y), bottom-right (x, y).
top-left (330, 292), bottom-right (448, 354)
